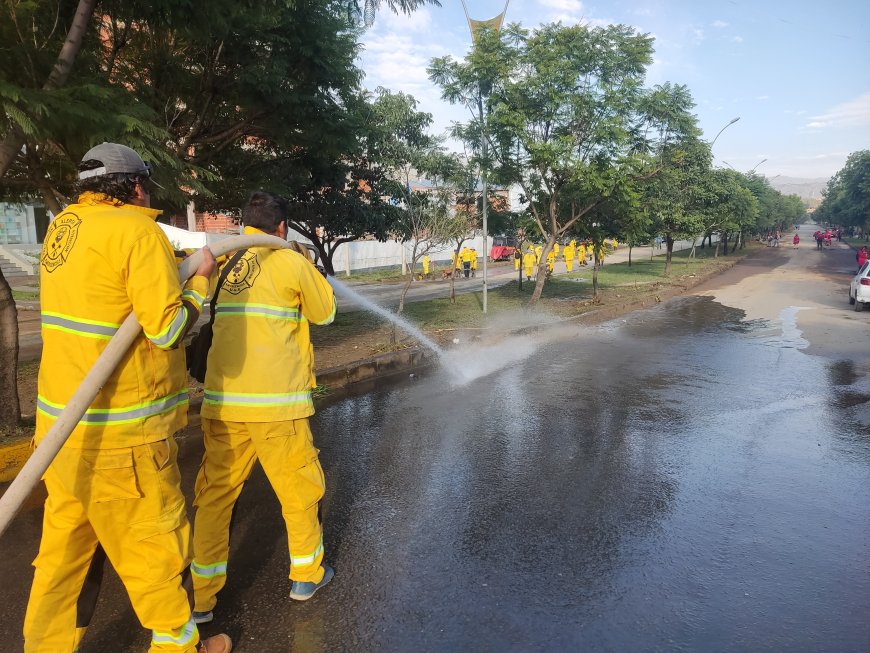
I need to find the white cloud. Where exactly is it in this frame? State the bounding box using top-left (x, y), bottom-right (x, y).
top-left (806, 92), bottom-right (870, 130)
top-left (757, 95), bottom-right (769, 101)
top-left (711, 20), bottom-right (729, 28)
top-left (733, 35), bottom-right (744, 43)
top-left (692, 28), bottom-right (705, 44)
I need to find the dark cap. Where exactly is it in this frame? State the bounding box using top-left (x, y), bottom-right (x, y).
top-left (78, 142), bottom-right (152, 180)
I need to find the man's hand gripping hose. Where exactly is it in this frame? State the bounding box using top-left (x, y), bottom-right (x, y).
top-left (0, 234), bottom-right (291, 539)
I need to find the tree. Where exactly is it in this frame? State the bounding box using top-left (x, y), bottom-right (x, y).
top-left (816, 151), bottom-right (870, 232)
top-left (430, 24), bottom-right (699, 305)
top-left (0, 0), bottom-right (100, 429)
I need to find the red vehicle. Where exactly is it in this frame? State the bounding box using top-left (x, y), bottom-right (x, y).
top-left (490, 236), bottom-right (517, 261)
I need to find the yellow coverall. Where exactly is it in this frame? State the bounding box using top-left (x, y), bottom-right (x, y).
top-left (470, 250), bottom-right (478, 276)
top-left (523, 251), bottom-right (536, 280)
top-left (564, 244), bottom-right (575, 272)
top-left (534, 245), bottom-right (543, 265)
top-left (578, 244), bottom-right (587, 265)
top-left (547, 249), bottom-right (556, 272)
top-left (192, 226), bottom-right (337, 613)
top-left (27, 192), bottom-right (208, 653)
top-left (553, 242), bottom-right (560, 258)
top-left (422, 255), bottom-right (430, 277)
top-left (514, 249), bottom-right (521, 271)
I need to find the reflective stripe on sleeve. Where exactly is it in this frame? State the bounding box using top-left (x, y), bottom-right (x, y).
top-left (152, 617), bottom-right (198, 647)
top-left (214, 303), bottom-right (302, 321)
top-left (312, 298), bottom-right (336, 326)
top-left (202, 390), bottom-right (312, 409)
top-left (41, 312), bottom-right (120, 340)
top-left (290, 539), bottom-right (324, 567)
top-left (37, 390), bottom-right (188, 425)
top-left (182, 288), bottom-right (206, 307)
top-left (145, 306), bottom-right (189, 349)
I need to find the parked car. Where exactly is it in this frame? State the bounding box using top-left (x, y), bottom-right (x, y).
top-left (848, 261), bottom-right (870, 311)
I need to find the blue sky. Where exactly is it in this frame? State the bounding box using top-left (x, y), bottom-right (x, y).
top-left (357, 0), bottom-right (870, 180)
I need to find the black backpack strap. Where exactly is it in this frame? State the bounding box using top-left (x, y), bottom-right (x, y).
top-left (208, 248), bottom-right (248, 327)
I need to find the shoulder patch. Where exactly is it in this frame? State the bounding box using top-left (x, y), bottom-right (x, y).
top-left (222, 251), bottom-right (261, 294)
top-left (41, 213), bottom-right (82, 273)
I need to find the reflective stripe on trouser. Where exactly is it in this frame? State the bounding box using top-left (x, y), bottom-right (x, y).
top-left (192, 417), bottom-right (326, 611)
top-left (24, 439), bottom-right (200, 653)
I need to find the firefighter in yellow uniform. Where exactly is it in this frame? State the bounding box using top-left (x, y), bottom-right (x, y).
top-left (546, 248), bottom-right (556, 273)
top-left (534, 244), bottom-right (543, 265)
top-left (460, 246), bottom-right (474, 278)
top-left (514, 247), bottom-right (521, 272)
top-left (422, 254), bottom-right (430, 278)
top-left (553, 242), bottom-right (560, 258)
top-left (470, 248), bottom-right (478, 277)
top-left (564, 241), bottom-right (575, 273)
top-left (578, 242), bottom-right (588, 265)
top-left (26, 143), bottom-right (231, 653)
top-left (595, 241), bottom-right (606, 266)
top-left (523, 248), bottom-right (536, 281)
top-left (190, 192), bottom-right (337, 625)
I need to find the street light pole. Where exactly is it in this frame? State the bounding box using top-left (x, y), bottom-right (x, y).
top-left (750, 158), bottom-right (768, 173)
top-left (710, 116), bottom-right (740, 148)
top-left (462, 0), bottom-right (510, 315)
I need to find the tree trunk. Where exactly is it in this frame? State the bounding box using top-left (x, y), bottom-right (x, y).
top-left (0, 0), bottom-right (99, 178)
top-left (0, 270), bottom-right (21, 428)
top-left (592, 257), bottom-right (600, 298)
top-left (732, 231), bottom-right (741, 253)
top-left (664, 235), bottom-right (674, 276)
top-left (527, 237), bottom-right (556, 307)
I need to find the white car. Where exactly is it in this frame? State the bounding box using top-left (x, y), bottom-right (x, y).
top-left (849, 261), bottom-right (870, 311)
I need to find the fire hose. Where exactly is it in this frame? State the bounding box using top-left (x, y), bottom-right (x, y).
top-left (0, 233), bottom-right (293, 539)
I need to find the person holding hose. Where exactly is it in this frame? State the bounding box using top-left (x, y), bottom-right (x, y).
top-left (26, 143), bottom-right (231, 653)
top-left (190, 191), bottom-right (337, 625)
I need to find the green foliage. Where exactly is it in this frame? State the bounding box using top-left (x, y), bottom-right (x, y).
top-left (430, 22), bottom-right (700, 303)
top-left (816, 151), bottom-right (870, 229)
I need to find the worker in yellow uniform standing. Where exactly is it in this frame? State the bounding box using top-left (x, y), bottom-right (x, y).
top-left (578, 242), bottom-right (587, 266)
top-left (25, 143), bottom-right (231, 653)
top-left (470, 248), bottom-right (478, 277)
top-left (564, 240), bottom-right (575, 273)
top-left (422, 254), bottom-right (430, 279)
top-left (546, 247), bottom-right (556, 274)
top-left (523, 248), bottom-right (536, 281)
top-left (461, 246), bottom-right (474, 278)
top-left (190, 192), bottom-right (337, 626)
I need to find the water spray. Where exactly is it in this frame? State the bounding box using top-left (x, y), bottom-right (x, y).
top-left (0, 234), bottom-right (291, 539)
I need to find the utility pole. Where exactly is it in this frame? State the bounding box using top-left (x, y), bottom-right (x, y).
top-left (462, 0), bottom-right (510, 314)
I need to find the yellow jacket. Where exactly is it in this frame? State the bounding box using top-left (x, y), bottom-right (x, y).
top-left (201, 227), bottom-right (336, 422)
top-left (36, 192), bottom-right (208, 449)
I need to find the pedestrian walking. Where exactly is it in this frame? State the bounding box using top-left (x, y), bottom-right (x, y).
top-left (857, 245), bottom-right (868, 271)
top-left (26, 143), bottom-right (231, 653)
top-left (793, 233), bottom-right (800, 249)
top-left (191, 191), bottom-right (337, 627)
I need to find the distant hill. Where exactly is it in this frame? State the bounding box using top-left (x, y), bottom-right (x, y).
top-left (767, 176), bottom-right (829, 202)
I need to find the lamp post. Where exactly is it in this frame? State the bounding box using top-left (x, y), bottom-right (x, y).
top-left (710, 116), bottom-right (740, 148)
top-left (462, 0), bottom-right (510, 314)
top-left (750, 158), bottom-right (768, 173)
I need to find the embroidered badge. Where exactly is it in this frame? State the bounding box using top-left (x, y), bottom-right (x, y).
top-left (222, 251), bottom-right (261, 294)
top-left (41, 214), bottom-right (82, 273)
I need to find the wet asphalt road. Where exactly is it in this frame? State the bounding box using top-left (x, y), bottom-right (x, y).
top-left (3, 255), bottom-right (870, 651)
